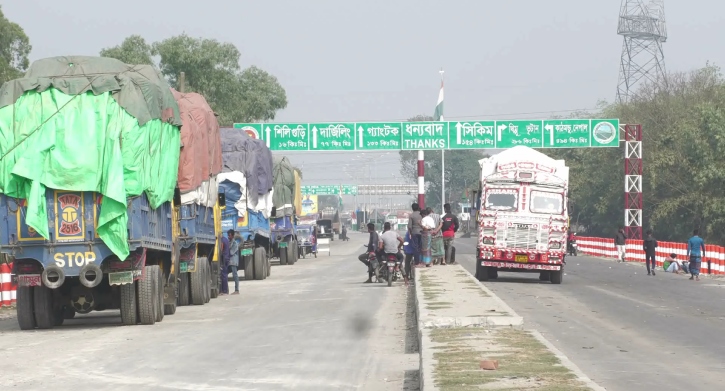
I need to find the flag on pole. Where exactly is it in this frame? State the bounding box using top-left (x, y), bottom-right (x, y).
top-left (433, 79), bottom-right (444, 121)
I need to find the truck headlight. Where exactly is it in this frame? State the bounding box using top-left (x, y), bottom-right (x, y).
top-left (549, 242), bottom-right (561, 249)
top-left (483, 237), bottom-right (494, 245)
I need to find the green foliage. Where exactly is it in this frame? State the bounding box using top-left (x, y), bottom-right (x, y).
top-left (0, 6), bottom-right (31, 84)
top-left (101, 33), bottom-right (287, 126)
top-left (99, 35), bottom-right (153, 65)
top-left (548, 64), bottom-right (725, 244)
top-left (399, 115), bottom-right (487, 212)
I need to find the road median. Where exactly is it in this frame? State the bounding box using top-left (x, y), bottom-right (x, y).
top-left (414, 264), bottom-right (604, 391)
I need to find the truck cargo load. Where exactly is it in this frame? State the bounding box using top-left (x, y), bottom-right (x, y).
top-left (272, 156), bottom-right (296, 217)
top-left (218, 128), bottom-right (274, 280)
top-left (474, 146), bottom-right (569, 284)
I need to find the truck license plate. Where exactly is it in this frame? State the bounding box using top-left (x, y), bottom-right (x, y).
top-left (279, 242), bottom-right (288, 248)
top-left (109, 271), bottom-right (134, 286)
top-left (241, 248), bottom-right (253, 256)
top-left (515, 255), bottom-right (528, 263)
top-left (17, 274), bottom-right (41, 287)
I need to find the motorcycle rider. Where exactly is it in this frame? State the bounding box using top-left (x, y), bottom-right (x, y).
top-left (567, 230), bottom-right (577, 255)
top-left (357, 223), bottom-right (381, 283)
top-left (379, 222), bottom-right (406, 284)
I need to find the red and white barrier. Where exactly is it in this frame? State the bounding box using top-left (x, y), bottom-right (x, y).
top-left (577, 236), bottom-right (725, 275)
top-left (1, 262), bottom-right (16, 307)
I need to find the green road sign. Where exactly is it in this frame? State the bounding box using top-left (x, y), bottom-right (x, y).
top-left (357, 123), bottom-right (402, 150)
top-left (402, 122), bottom-right (449, 150)
top-left (301, 185), bottom-right (358, 195)
top-left (231, 119), bottom-right (619, 151)
top-left (311, 123), bottom-right (355, 151)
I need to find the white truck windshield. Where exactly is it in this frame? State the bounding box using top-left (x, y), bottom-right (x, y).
top-left (485, 189), bottom-right (518, 211)
top-left (530, 191), bottom-right (563, 214)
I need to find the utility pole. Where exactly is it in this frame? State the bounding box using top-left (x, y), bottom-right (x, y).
top-left (179, 72), bottom-right (186, 93)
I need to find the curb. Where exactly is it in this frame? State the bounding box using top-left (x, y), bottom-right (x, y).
top-left (529, 330), bottom-right (608, 391)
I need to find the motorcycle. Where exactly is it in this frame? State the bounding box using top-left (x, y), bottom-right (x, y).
top-left (567, 240), bottom-right (578, 257)
top-left (380, 252), bottom-right (404, 287)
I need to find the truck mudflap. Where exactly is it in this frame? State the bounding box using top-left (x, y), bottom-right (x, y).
top-left (481, 261), bottom-right (561, 271)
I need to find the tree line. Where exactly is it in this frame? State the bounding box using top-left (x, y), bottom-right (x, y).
top-left (0, 6), bottom-right (287, 126)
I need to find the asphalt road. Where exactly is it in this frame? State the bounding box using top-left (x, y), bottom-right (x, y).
top-left (0, 233), bottom-right (419, 391)
top-left (454, 236), bottom-right (725, 391)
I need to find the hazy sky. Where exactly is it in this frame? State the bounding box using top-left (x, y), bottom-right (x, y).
top-left (4, 0), bottom-right (723, 206)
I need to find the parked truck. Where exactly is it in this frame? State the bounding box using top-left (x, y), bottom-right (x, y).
top-left (218, 128), bottom-right (274, 281)
top-left (271, 156), bottom-right (299, 265)
top-left (0, 56), bottom-right (222, 329)
top-left (475, 146), bottom-right (569, 284)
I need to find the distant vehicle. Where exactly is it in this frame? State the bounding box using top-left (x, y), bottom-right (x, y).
top-left (475, 146), bottom-right (569, 284)
top-left (316, 219), bottom-right (334, 240)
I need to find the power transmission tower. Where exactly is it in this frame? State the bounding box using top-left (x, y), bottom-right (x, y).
top-left (616, 0), bottom-right (667, 103)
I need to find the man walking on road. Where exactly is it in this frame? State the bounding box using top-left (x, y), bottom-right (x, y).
top-left (220, 230), bottom-right (231, 295)
top-left (441, 203), bottom-right (460, 265)
top-left (408, 203), bottom-right (423, 267)
top-left (615, 226), bottom-right (627, 263)
top-left (643, 230), bottom-right (658, 276)
top-left (228, 230), bottom-right (241, 295)
top-left (687, 229), bottom-right (706, 281)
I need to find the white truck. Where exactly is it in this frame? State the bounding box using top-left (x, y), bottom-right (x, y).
top-left (474, 146), bottom-right (569, 284)
top-left (457, 202), bottom-right (472, 234)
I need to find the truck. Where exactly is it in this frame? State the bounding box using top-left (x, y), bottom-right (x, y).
top-left (217, 127), bottom-right (274, 281)
top-left (458, 202), bottom-right (472, 235)
top-left (271, 156), bottom-right (299, 266)
top-left (474, 146), bottom-right (569, 284)
top-left (0, 56), bottom-right (222, 329)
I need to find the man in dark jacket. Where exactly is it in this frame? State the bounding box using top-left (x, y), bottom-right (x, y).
top-left (440, 203), bottom-right (460, 265)
top-left (358, 223), bottom-right (380, 283)
top-left (643, 229), bottom-right (658, 276)
top-left (615, 227), bottom-right (627, 263)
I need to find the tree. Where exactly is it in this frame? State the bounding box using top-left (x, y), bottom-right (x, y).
top-left (546, 64), bottom-right (725, 244)
top-left (399, 115), bottom-right (487, 212)
top-left (100, 33), bottom-right (287, 126)
top-left (0, 6), bottom-right (31, 84)
top-left (99, 35), bottom-right (154, 65)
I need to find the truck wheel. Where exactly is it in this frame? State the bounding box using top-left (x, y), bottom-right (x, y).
top-left (487, 268), bottom-right (499, 279)
top-left (54, 308), bottom-right (65, 326)
top-left (177, 272), bottom-right (190, 306)
top-left (16, 286), bottom-right (36, 330)
top-left (120, 281), bottom-right (137, 325)
top-left (253, 248), bottom-right (265, 280)
top-left (550, 269), bottom-right (564, 284)
top-left (244, 255), bottom-right (254, 280)
top-left (33, 285), bottom-right (55, 329)
top-left (204, 262), bottom-right (214, 304)
top-left (155, 266), bottom-right (165, 322)
top-left (539, 272), bottom-right (550, 281)
top-left (137, 265), bottom-right (158, 325)
top-left (164, 270), bottom-right (177, 315)
top-left (190, 258), bottom-right (206, 305)
top-left (287, 242), bottom-right (297, 265)
top-left (265, 251), bottom-right (271, 278)
top-left (476, 262), bottom-right (489, 282)
top-left (62, 305), bottom-right (76, 319)
top-left (279, 246), bottom-right (288, 265)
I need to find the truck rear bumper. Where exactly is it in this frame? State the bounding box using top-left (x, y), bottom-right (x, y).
top-left (481, 261), bottom-right (561, 271)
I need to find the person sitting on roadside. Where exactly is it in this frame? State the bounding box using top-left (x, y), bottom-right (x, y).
top-left (665, 253), bottom-right (689, 274)
top-left (357, 223), bottom-right (380, 283)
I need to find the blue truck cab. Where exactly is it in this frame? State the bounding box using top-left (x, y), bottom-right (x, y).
top-left (272, 215), bottom-right (298, 266)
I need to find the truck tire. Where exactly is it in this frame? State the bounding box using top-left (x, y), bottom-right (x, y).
top-left (475, 262), bottom-right (489, 282)
top-left (550, 269), bottom-right (563, 284)
top-left (266, 256), bottom-right (271, 277)
top-left (164, 270), bottom-right (177, 315)
top-left (16, 286), bottom-right (36, 330)
top-left (137, 265), bottom-right (157, 325)
top-left (155, 266), bottom-right (165, 323)
top-left (54, 308), bottom-right (65, 326)
top-left (487, 268), bottom-right (499, 279)
top-left (120, 281), bottom-right (137, 325)
top-left (190, 258), bottom-right (206, 305)
top-left (288, 243), bottom-right (297, 265)
top-left (177, 272), bottom-right (190, 306)
top-left (253, 248), bottom-right (265, 280)
top-left (62, 305), bottom-right (76, 319)
top-left (244, 255), bottom-right (254, 280)
top-left (204, 262), bottom-right (213, 304)
top-left (33, 285), bottom-right (55, 329)
top-left (539, 272), bottom-right (550, 281)
top-left (279, 246), bottom-right (288, 265)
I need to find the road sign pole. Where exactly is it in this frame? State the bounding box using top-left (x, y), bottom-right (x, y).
top-left (418, 150), bottom-right (425, 209)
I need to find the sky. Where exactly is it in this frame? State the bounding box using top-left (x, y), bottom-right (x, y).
top-left (3, 0), bottom-right (723, 208)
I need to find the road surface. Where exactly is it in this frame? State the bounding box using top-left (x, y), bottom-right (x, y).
top-left (454, 236), bottom-right (725, 391)
top-left (0, 233), bottom-right (419, 391)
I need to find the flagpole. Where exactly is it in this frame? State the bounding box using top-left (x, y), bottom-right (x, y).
top-left (439, 68), bottom-right (445, 211)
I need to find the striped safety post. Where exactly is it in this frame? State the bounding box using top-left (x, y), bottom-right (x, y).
top-left (0, 262), bottom-right (11, 307)
top-left (9, 262), bottom-right (16, 305)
